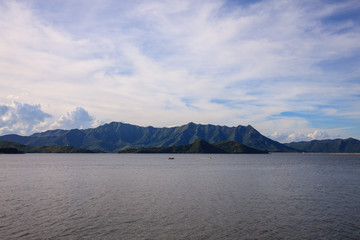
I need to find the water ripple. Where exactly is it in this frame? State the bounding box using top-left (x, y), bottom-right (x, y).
top-left (0, 154), bottom-right (359, 239)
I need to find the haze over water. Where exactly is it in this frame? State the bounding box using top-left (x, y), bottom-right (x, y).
top-left (1, 154), bottom-right (359, 239)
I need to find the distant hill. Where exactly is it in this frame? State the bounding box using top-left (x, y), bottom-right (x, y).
top-left (120, 139), bottom-right (268, 154)
top-left (0, 122), bottom-right (296, 153)
top-left (0, 147), bottom-right (24, 154)
top-left (0, 141), bottom-right (101, 153)
top-left (214, 141), bottom-right (268, 153)
top-left (284, 138), bottom-right (360, 153)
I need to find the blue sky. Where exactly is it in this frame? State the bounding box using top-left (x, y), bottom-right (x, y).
top-left (0, 0), bottom-right (359, 142)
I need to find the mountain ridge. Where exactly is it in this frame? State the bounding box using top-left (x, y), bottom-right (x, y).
top-left (1, 122), bottom-right (359, 153)
top-left (0, 122), bottom-right (298, 152)
top-left (285, 138), bottom-right (360, 153)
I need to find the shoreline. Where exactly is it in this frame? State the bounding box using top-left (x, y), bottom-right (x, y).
top-left (270, 152), bottom-right (360, 155)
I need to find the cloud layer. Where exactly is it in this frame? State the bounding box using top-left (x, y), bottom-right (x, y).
top-left (51, 107), bottom-right (96, 130)
top-left (0, 0), bottom-right (359, 141)
top-left (0, 102), bottom-right (96, 135)
top-left (0, 101), bottom-right (51, 135)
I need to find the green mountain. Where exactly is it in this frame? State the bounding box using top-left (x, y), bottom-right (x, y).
top-left (214, 141), bottom-right (268, 153)
top-left (284, 138), bottom-right (360, 153)
top-left (0, 141), bottom-right (100, 153)
top-left (120, 139), bottom-right (267, 154)
top-left (0, 122), bottom-right (296, 153)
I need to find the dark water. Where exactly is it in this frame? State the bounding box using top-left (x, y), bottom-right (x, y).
top-left (0, 154), bottom-right (359, 239)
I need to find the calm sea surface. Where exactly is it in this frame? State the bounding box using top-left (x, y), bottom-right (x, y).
top-left (0, 153), bottom-right (359, 239)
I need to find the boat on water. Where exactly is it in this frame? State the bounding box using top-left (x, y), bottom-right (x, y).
top-left (168, 157), bottom-right (174, 160)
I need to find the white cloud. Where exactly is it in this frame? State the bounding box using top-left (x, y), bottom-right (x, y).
top-left (260, 116), bottom-right (336, 142)
top-left (51, 107), bottom-right (97, 130)
top-left (0, 101), bottom-right (51, 135)
top-left (0, 101), bottom-right (99, 135)
top-left (0, 0), bottom-right (359, 139)
top-left (270, 130), bottom-right (331, 143)
top-left (307, 130), bottom-right (329, 140)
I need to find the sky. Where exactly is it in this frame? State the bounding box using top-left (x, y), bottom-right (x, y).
top-left (0, 0), bottom-right (359, 142)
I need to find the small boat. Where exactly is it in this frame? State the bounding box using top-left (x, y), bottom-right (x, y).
top-left (168, 157), bottom-right (175, 160)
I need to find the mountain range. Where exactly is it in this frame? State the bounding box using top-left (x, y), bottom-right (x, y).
top-left (285, 138), bottom-right (360, 153)
top-left (0, 122), bottom-right (294, 153)
top-left (0, 122), bottom-right (359, 153)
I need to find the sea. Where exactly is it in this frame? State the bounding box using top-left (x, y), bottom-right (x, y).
top-left (0, 153), bottom-right (359, 239)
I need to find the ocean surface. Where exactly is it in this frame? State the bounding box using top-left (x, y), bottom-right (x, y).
top-left (0, 153), bottom-right (359, 239)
